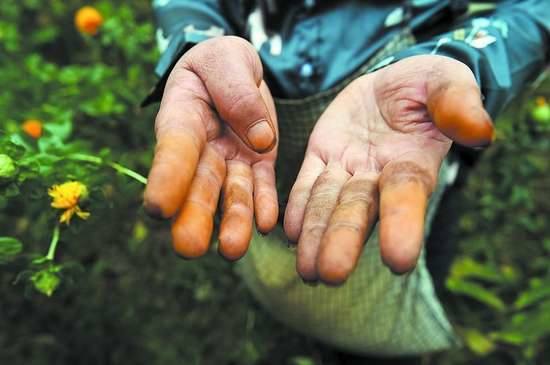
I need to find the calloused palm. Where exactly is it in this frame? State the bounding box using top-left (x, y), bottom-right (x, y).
top-left (284, 55), bottom-right (494, 284)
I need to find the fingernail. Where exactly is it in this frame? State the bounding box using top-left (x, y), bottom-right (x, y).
top-left (246, 120), bottom-right (276, 153)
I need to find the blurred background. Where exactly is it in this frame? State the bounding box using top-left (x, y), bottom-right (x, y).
top-left (0, 1), bottom-right (549, 364)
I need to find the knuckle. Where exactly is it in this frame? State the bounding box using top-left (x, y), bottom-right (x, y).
top-left (302, 222), bottom-right (327, 238)
top-left (197, 164), bottom-right (223, 188)
top-left (200, 149), bottom-right (226, 181)
top-left (328, 221), bottom-right (362, 234)
top-left (223, 88), bottom-right (262, 121)
top-left (381, 161), bottom-right (435, 192)
top-left (223, 183), bottom-right (253, 211)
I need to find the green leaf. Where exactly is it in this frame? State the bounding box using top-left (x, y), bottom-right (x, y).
top-left (8, 134), bottom-right (33, 153)
top-left (43, 119), bottom-right (73, 142)
top-left (241, 340), bottom-right (261, 365)
top-left (446, 278), bottom-right (506, 311)
top-left (0, 154), bottom-right (17, 185)
top-left (499, 301), bottom-right (550, 344)
top-left (194, 283), bottom-right (213, 302)
top-left (514, 281), bottom-right (550, 309)
top-left (18, 153), bottom-right (59, 177)
top-left (31, 26), bottom-right (59, 45)
top-left (31, 266), bottom-right (61, 297)
top-left (0, 139), bottom-right (26, 159)
top-left (448, 257), bottom-right (510, 284)
top-left (463, 328), bottom-right (495, 356)
top-left (132, 220), bottom-right (148, 242)
top-left (490, 331), bottom-right (527, 346)
top-left (1, 182), bottom-right (20, 198)
top-left (0, 236), bottom-right (23, 263)
top-left (290, 356), bottom-right (316, 365)
top-left (531, 104), bottom-right (550, 124)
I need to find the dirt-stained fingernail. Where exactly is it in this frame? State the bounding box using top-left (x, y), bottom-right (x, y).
top-left (246, 120), bottom-right (276, 153)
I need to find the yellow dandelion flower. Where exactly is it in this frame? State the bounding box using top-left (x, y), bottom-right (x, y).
top-left (48, 181), bottom-right (90, 224)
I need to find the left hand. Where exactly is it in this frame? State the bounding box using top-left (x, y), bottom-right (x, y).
top-left (284, 55), bottom-right (495, 285)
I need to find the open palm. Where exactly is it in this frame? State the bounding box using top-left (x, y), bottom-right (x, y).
top-left (284, 55), bottom-right (495, 284)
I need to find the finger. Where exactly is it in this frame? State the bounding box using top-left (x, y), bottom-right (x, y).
top-left (284, 154), bottom-right (326, 242)
top-left (219, 160), bottom-right (254, 261)
top-left (144, 130), bottom-right (204, 219)
top-left (378, 160), bottom-right (434, 274)
top-left (426, 66), bottom-right (495, 147)
top-left (185, 37), bottom-right (276, 153)
top-left (171, 145), bottom-right (226, 258)
top-left (252, 161), bottom-right (278, 234)
top-left (316, 172), bottom-right (379, 285)
top-left (252, 80), bottom-right (279, 233)
top-left (296, 164), bottom-right (350, 281)
top-left (258, 79), bottom-right (278, 138)
top-left (143, 69), bottom-right (215, 219)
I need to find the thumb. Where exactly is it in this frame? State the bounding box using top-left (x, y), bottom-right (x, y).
top-left (426, 60), bottom-right (495, 148)
top-left (184, 36), bottom-right (276, 153)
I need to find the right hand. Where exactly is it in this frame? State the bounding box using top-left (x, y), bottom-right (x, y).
top-left (143, 36), bottom-right (279, 261)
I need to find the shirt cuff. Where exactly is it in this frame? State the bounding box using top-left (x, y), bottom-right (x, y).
top-left (142, 26), bottom-right (224, 107)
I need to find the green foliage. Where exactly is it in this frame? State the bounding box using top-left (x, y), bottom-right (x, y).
top-left (30, 263), bottom-right (62, 297)
top-left (0, 154), bottom-right (17, 180)
top-left (531, 98), bottom-right (550, 126)
top-left (0, 237), bottom-right (23, 263)
top-left (463, 329), bottom-right (495, 356)
top-left (0, 0), bottom-right (154, 294)
top-left (435, 77), bottom-right (550, 365)
top-left (0, 1), bottom-right (549, 364)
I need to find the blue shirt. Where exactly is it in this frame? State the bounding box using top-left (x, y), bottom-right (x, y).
top-left (145, 0), bottom-right (549, 117)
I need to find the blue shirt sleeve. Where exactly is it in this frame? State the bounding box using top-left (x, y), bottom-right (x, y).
top-left (143, 0), bottom-right (235, 105)
top-left (387, 0), bottom-right (550, 117)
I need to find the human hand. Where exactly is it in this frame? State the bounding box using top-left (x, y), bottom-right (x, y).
top-left (284, 55), bottom-right (494, 284)
top-left (143, 36), bottom-right (279, 260)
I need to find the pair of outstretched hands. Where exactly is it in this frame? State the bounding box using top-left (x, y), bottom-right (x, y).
top-left (143, 36), bottom-right (494, 285)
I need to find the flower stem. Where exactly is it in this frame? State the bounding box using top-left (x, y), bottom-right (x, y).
top-left (108, 162), bottom-right (148, 185)
top-left (66, 153), bottom-right (147, 185)
top-left (66, 153), bottom-right (102, 164)
top-left (46, 224), bottom-right (60, 261)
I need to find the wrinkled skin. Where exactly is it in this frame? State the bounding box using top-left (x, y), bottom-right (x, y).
top-left (143, 36), bottom-right (494, 284)
top-left (143, 36), bottom-right (279, 261)
top-left (284, 55), bottom-right (493, 284)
